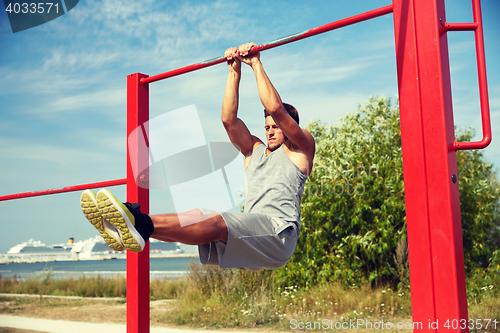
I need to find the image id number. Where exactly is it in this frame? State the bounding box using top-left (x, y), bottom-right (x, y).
top-left (5, 2), bottom-right (59, 14)
top-left (444, 318), bottom-right (498, 330)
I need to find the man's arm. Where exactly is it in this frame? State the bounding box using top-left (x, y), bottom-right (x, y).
top-left (237, 43), bottom-right (314, 156)
top-left (221, 47), bottom-right (261, 157)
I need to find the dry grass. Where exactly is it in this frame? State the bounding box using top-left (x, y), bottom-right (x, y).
top-left (0, 295), bottom-right (414, 333)
top-left (0, 271), bottom-right (128, 298)
top-left (1, 262), bottom-right (498, 332)
top-left (0, 270), bottom-right (186, 300)
top-left (149, 262), bottom-right (414, 330)
top-left (0, 296), bottom-right (180, 328)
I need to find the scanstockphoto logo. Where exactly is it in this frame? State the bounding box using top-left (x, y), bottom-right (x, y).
top-left (3, 0), bottom-right (79, 33)
top-left (128, 105), bottom-right (245, 218)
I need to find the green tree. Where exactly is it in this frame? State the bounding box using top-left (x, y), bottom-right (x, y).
top-left (275, 96), bottom-right (500, 289)
top-left (456, 130), bottom-right (500, 272)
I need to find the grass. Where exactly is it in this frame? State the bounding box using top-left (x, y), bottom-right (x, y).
top-left (0, 296), bottom-right (90, 311)
top-left (0, 270), bottom-right (127, 298)
top-left (466, 280), bottom-right (500, 333)
top-left (153, 262), bottom-right (414, 329)
top-left (1, 261), bottom-right (499, 332)
top-left (0, 268), bottom-right (185, 300)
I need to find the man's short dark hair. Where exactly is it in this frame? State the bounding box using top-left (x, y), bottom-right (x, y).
top-left (264, 103), bottom-right (299, 124)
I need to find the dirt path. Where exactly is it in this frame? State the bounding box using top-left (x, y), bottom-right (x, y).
top-left (0, 315), bottom-right (258, 333)
top-left (0, 295), bottom-right (182, 332)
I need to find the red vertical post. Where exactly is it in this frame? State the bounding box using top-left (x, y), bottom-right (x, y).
top-left (393, 0), bottom-right (469, 332)
top-left (127, 73), bottom-right (150, 333)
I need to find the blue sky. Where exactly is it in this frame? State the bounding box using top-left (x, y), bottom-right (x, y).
top-left (0, 0), bottom-right (499, 253)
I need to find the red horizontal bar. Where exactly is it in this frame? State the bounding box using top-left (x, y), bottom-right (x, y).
top-left (0, 178), bottom-right (127, 202)
top-left (445, 22), bottom-right (478, 31)
top-left (141, 4), bottom-right (393, 85)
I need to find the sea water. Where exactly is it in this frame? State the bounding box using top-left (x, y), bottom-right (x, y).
top-left (0, 257), bottom-right (196, 280)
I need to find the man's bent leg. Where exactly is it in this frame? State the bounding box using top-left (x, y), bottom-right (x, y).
top-left (85, 188), bottom-right (226, 251)
top-left (151, 211), bottom-right (228, 245)
top-left (147, 209), bottom-right (203, 243)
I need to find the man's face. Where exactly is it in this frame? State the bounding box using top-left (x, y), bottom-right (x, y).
top-left (265, 116), bottom-right (286, 151)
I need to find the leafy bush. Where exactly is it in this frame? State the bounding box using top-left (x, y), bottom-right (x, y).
top-left (277, 96), bottom-right (406, 288)
top-left (456, 133), bottom-right (500, 273)
top-left (276, 96), bottom-right (500, 289)
top-left (158, 261), bottom-right (412, 329)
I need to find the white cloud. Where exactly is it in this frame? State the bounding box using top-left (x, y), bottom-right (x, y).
top-left (47, 88), bottom-right (125, 114)
top-left (41, 48), bottom-right (120, 71)
top-left (0, 135), bottom-right (122, 167)
top-left (0, 64), bottom-right (109, 96)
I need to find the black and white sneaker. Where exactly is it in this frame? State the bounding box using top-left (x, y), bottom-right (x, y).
top-left (96, 189), bottom-right (154, 252)
top-left (80, 190), bottom-right (124, 251)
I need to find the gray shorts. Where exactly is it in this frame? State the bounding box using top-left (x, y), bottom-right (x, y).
top-left (198, 210), bottom-right (299, 271)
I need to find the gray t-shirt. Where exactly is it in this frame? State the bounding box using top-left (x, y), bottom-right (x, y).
top-left (243, 144), bottom-right (308, 229)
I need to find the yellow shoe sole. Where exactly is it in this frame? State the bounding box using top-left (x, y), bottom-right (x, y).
top-left (96, 189), bottom-right (145, 252)
top-left (80, 190), bottom-right (124, 251)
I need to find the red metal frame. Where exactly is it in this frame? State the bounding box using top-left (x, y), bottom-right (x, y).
top-left (0, 178), bottom-right (126, 202)
top-left (0, 1), bottom-right (492, 333)
top-left (126, 73), bottom-right (150, 333)
top-left (140, 4), bottom-right (393, 85)
top-left (126, 7), bottom-right (396, 331)
top-left (447, 0), bottom-right (491, 151)
top-left (393, 0), bottom-right (490, 331)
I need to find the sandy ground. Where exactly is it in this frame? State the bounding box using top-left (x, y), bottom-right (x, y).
top-left (0, 294), bottom-right (416, 333)
top-left (0, 315), bottom-right (230, 333)
top-left (0, 294), bottom-right (274, 333)
top-left (0, 294), bottom-right (197, 333)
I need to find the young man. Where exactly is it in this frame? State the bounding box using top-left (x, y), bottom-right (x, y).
top-left (80, 42), bottom-right (315, 270)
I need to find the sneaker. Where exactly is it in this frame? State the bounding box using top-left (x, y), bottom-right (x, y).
top-left (80, 189), bottom-right (124, 251)
top-left (96, 189), bottom-right (154, 252)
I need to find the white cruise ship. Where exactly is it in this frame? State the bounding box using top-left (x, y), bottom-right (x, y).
top-left (0, 237), bottom-right (184, 263)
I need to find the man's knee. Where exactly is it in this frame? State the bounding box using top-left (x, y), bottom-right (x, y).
top-left (186, 208), bottom-right (219, 216)
top-left (184, 208), bottom-right (204, 215)
top-left (214, 213), bottom-right (228, 243)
